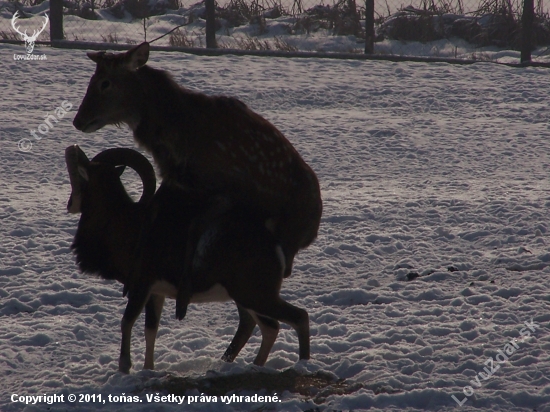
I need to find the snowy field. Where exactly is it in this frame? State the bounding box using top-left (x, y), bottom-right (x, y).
top-left (1, 42), bottom-right (550, 411)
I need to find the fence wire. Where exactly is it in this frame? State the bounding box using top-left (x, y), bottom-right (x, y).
top-left (1, 0), bottom-right (550, 59)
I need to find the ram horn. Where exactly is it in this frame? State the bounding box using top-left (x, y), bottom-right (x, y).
top-left (91, 148), bottom-right (156, 205)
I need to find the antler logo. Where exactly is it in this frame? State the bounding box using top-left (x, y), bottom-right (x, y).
top-left (11, 11), bottom-right (49, 54)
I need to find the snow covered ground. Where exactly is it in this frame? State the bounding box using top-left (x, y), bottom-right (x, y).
top-left (1, 43), bottom-right (550, 411)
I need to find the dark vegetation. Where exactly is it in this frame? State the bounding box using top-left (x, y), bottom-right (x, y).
top-left (145, 369), bottom-right (365, 405)
top-left (4, 0), bottom-right (550, 50)
top-left (377, 0), bottom-right (550, 49)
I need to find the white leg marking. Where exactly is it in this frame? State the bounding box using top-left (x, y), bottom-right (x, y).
top-left (275, 245), bottom-right (286, 276)
top-left (249, 310), bottom-right (279, 366)
top-left (144, 327), bottom-right (157, 370)
top-left (119, 318), bottom-right (134, 373)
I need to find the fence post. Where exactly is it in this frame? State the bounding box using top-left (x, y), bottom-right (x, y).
top-left (49, 0), bottom-right (64, 41)
top-left (521, 0), bottom-right (534, 63)
top-left (365, 0), bottom-right (374, 54)
top-left (205, 0), bottom-right (217, 48)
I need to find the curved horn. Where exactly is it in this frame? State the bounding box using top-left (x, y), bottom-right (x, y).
top-left (91, 148), bottom-right (156, 205)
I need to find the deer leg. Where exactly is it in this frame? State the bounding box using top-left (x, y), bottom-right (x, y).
top-left (175, 222), bottom-right (198, 321)
top-left (176, 213), bottom-right (216, 321)
top-left (280, 245), bottom-right (296, 279)
top-left (176, 200), bottom-right (232, 320)
top-left (119, 285), bottom-right (151, 374)
top-left (250, 312), bottom-right (280, 367)
top-left (143, 294), bottom-right (165, 370)
top-left (126, 208), bottom-right (157, 297)
top-left (278, 183), bottom-right (323, 279)
top-left (244, 298), bottom-right (310, 362)
top-left (222, 304), bottom-right (257, 362)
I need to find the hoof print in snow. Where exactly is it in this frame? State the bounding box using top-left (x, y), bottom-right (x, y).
top-left (405, 272), bottom-right (420, 281)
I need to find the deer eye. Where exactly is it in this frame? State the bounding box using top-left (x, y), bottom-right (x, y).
top-left (100, 80), bottom-right (111, 91)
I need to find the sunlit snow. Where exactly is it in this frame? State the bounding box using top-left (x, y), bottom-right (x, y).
top-left (1, 43), bottom-right (549, 411)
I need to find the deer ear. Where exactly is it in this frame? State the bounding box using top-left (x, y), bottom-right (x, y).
top-left (125, 42), bottom-right (149, 70)
top-left (87, 51), bottom-right (105, 64)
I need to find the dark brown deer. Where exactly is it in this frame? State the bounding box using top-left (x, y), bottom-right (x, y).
top-left (66, 145), bottom-right (309, 373)
top-left (73, 43), bottom-right (322, 319)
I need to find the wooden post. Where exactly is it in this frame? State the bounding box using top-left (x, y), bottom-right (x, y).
top-left (521, 0), bottom-right (534, 63)
top-left (365, 0), bottom-right (374, 54)
top-left (50, 0), bottom-right (64, 41)
top-left (205, 0), bottom-right (217, 49)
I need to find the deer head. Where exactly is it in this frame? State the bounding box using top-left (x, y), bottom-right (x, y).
top-left (11, 12), bottom-right (49, 54)
top-left (73, 43), bottom-right (150, 133)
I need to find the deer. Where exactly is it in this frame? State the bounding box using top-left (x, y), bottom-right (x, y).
top-left (66, 145), bottom-right (309, 373)
top-left (11, 11), bottom-right (49, 54)
top-left (72, 42), bottom-right (322, 321)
